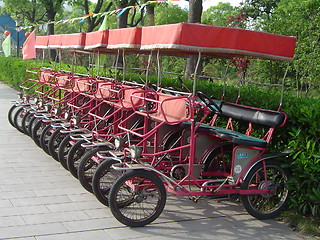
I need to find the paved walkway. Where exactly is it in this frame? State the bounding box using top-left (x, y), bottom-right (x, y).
top-left (0, 82), bottom-right (313, 240)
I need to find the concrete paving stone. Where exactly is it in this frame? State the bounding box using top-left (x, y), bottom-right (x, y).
top-left (0, 216), bottom-right (26, 227)
top-left (10, 195), bottom-right (72, 207)
top-left (0, 177), bottom-right (25, 185)
top-left (2, 237), bottom-right (36, 240)
top-left (164, 217), bottom-right (303, 240)
top-left (33, 186), bottom-right (88, 197)
top-left (105, 224), bottom-right (182, 240)
top-left (62, 217), bottom-right (121, 232)
top-left (0, 167), bottom-right (16, 175)
top-left (46, 200), bottom-right (105, 213)
top-left (22, 211), bottom-right (91, 225)
top-left (0, 199), bottom-right (13, 208)
top-left (22, 174), bottom-right (77, 184)
top-left (67, 192), bottom-right (98, 202)
top-left (0, 205), bottom-right (50, 217)
top-left (0, 222), bottom-right (68, 240)
top-left (0, 190), bottom-right (37, 200)
top-left (0, 161), bottom-right (58, 169)
top-left (12, 166), bottom-right (63, 174)
top-left (84, 208), bottom-right (111, 219)
top-left (35, 229), bottom-right (115, 240)
top-left (1, 182), bottom-right (56, 192)
top-left (0, 171), bottom-right (52, 180)
top-left (51, 178), bottom-right (84, 188)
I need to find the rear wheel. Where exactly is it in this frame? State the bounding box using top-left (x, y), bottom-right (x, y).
top-left (48, 128), bottom-right (66, 161)
top-left (58, 135), bottom-right (73, 170)
top-left (77, 146), bottom-right (109, 193)
top-left (32, 119), bottom-right (46, 147)
top-left (109, 169), bottom-right (166, 227)
top-left (8, 105), bottom-right (21, 128)
top-left (28, 116), bottom-right (40, 137)
top-left (67, 139), bottom-right (87, 178)
top-left (13, 107), bottom-right (27, 133)
top-left (92, 159), bottom-right (120, 206)
top-left (203, 144), bottom-right (233, 176)
top-left (40, 125), bottom-right (56, 155)
top-left (240, 160), bottom-right (290, 219)
top-left (21, 110), bottom-right (34, 135)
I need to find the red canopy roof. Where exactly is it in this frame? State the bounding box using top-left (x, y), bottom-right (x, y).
top-left (84, 30), bottom-right (109, 50)
top-left (140, 23), bottom-right (296, 61)
top-left (35, 23), bottom-right (296, 61)
top-left (60, 32), bottom-right (86, 49)
top-left (35, 36), bottom-right (49, 49)
top-left (48, 34), bottom-right (62, 49)
top-left (107, 27), bottom-right (141, 50)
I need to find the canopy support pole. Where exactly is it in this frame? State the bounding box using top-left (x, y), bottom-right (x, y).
top-left (146, 50), bottom-right (153, 86)
top-left (114, 49), bottom-right (120, 81)
top-left (122, 49), bottom-right (126, 82)
top-left (156, 50), bottom-right (162, 88)
top-left (192, 52), bottom-right (202, 96)
top-left (280, 62), bottom-right (290, 109)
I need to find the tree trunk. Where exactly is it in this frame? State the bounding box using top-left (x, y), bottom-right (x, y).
top-left (188, 0), bottom-right (202, 23)
top-left (146, 4), bottom-right (155, 26)
top-left (186, 0), bottom-right (203, 78)
top-left (117, 0), bottom-right (129, 28)
top-left (47, 11), bottom-right (57, 61)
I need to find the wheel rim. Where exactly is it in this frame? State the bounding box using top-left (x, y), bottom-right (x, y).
top-left (114, 175), bottom-right (163, 223)
top-left (98, 164), bottom-right (119, 198)
top-left (246, 165), bottom-right (289, 215)
top-left (52, 133), bottom-right (65, 158)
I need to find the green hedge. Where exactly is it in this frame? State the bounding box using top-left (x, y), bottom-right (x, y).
top-left (0, 55), bottom-right (319, 217)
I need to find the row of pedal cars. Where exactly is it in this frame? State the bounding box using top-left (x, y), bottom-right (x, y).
top-left (8, 23), bottom-right (297, 227)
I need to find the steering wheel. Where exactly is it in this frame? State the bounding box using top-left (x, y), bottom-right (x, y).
top-left (197, 91), bottom-right (222, 114)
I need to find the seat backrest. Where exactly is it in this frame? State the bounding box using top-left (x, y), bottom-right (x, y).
top-left (147, 92), bottom-right (190, 124)
top-left (221, 102), bottom-right (286, 127)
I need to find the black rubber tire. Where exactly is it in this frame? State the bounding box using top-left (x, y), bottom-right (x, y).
top-left (28, 116), bottom-right (41, 137)
top-left (109, 169), bottom-right (166, 227)
top-left (21, 110), bottom-right (34, 135)
top-left (92, 159), bottom-right (120, 206)
top-left (57, 135), bottom-right (73, 170)
top-left (40, 125), bottom-right (56, 155)
top-left (240, 160), bottom-right (290, 219)
top-left (31, 119), bottom-right (46, 147)
top-left (13, 107), bottom-right (26, 133)
top-left (8, 105), bottom-right (21, 128)
top-left (67, 139), bottom-right (87, 178)
top-left (48, 128), bottom-right (66, 161)
top-left (203, 144), bottom-right (233, 175)
top-left (77, 147), bottom-right (108, 193)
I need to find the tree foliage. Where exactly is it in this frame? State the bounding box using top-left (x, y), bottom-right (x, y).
top-left (240, 0), bottom-right (320, 97)
top-left (154, 3), bottom-right (187, 25)
top-left (240, 0), bottom-right (280, 20)
top-left (202, 2), bottom-right (238, 26)
top-left (1, 0), bottom-right (46, 25)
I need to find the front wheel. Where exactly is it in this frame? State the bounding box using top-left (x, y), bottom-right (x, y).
top-left (92, 159), bottom-right (121, 206)
top-left (240, 160), bottom-right (290, 219)
top-left (109, 169), bottom-right (166, 227)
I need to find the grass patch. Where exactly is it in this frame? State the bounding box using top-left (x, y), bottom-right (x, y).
top-left (281, 211), bottom-right (320, 238)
